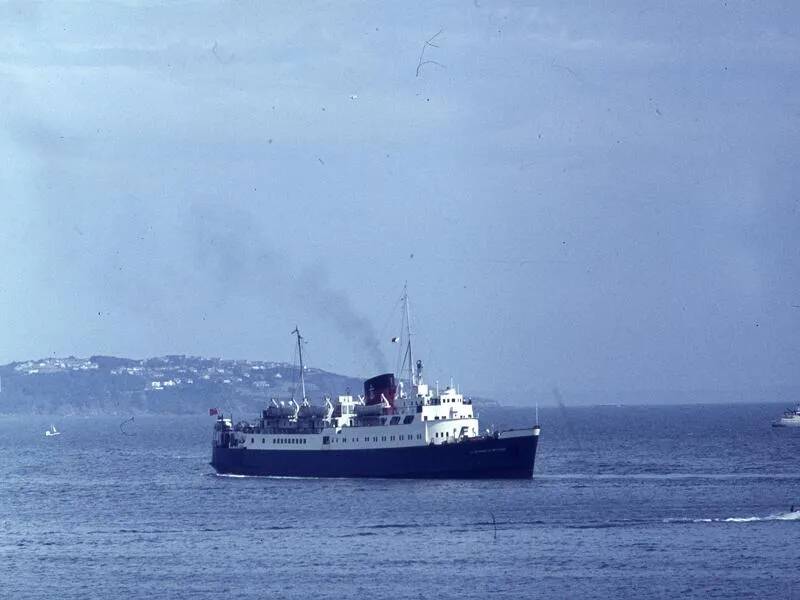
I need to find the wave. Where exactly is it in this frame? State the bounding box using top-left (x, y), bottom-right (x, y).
top-left (665, 510), bottom-right (800, 524)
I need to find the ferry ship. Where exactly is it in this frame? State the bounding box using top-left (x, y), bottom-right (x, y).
top-left (211, 291), bottom-right (540, 479)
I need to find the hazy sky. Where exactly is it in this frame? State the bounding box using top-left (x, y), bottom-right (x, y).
top-left (1, 1), bottom-right (798, 399)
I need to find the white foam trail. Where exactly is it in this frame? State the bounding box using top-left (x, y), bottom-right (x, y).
top-left (211, 473), bottom-right (329, 480)
top-left (720, 510), bottom-right (800, 523)
top-left (666, 510), bottom-right (800, 524)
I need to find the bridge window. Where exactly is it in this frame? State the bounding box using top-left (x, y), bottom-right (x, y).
top-left (390, 416), bottom-right (400, 425)
top-left (403, 416), bottom-right (414, 424)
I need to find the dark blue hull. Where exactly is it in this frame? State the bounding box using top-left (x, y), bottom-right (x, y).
top-left (212, 434), bottom-right (539, 479)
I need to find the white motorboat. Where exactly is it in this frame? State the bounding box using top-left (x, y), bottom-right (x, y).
top-left (772, 405), bottom-right (800, 427)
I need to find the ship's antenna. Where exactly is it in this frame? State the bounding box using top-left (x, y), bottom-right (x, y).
top-left (292, 326), bottom-right (307, 400)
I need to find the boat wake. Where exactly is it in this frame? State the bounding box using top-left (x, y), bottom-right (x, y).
top-left (665, 509), bottom-right (800, 524)
top-left (209, 472), bottom-right (330, 480)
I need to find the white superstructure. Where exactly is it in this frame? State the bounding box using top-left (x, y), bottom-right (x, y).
top-left (231, 375), bottom-right (482, 452)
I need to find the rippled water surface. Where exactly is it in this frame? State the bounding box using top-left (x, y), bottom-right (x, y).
top-left (1, 403), bottom-right (798, 599)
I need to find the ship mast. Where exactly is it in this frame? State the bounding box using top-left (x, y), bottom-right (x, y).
top-left (402, 284), bottom-right (415, 386)
top-left (292, 326), bottom-right (307, 400)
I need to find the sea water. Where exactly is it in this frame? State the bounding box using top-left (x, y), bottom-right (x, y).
top-left (1, 403), bottom-right (798, 599)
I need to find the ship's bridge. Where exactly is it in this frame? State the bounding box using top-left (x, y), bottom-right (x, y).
top-left (417, 385), bottom-right (474, 422)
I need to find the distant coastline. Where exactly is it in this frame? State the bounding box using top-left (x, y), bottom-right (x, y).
top-left (0, 355), bottom-right (361, 416)
top-left (1, 355), bottom-right (794, 415)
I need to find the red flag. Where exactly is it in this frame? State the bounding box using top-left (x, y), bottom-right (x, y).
top-left (209, 408), bottom-right (219, 416)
